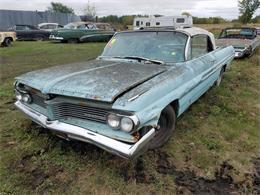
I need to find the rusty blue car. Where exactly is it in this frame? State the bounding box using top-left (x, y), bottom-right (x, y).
top-left (14, 27), bottom-right (235, 159)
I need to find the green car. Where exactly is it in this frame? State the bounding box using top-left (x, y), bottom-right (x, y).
top-left (49, 22), bottom-right (115, 43)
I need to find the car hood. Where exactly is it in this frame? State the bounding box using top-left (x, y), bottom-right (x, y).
top-left (216, 38), bottom-right (252, 48)
top-left (16, 60), bottom-right (167, 102)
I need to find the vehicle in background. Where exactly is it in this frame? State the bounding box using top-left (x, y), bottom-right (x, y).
top-left (133, 16), bottom-right (193, 30)
top-left (49, 22), bottom-right (115, 43)
top-left (257, 28), bottom-right (260, 36)
top-left (216, 27), bottom-right (260, 58)
top-left (38, 23), bottom-right (63, 32)
top-left (0, 31), bottom-right (16, 47)
top-left (14, 27), bottom-right (235, 159)
top-left (8, 24), bottom-right (51, 41)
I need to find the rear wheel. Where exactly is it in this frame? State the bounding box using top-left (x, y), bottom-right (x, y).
top-left (35, 35), bottom-right (45, 41)
top-left (2, 38), bottom-right (12, 47)
top-left (67, 38), bottom-right (79, 43)
top-left (141, 105), bottom-right (176, 149)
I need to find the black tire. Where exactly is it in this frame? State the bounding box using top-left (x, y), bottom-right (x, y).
top-left (215, 67), bottom-right (224, 87)
top-left (67, 38), bottom-right (79, 44)
top-left (141, 105), bottom-right (176, 149)
top-left (2, 38), bottom-right (11, 47)
top-left (246, 47), bottom-right (253, 58)
top-left (35, 35), bottom-right (45, 41)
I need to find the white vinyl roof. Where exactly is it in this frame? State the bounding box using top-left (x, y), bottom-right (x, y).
top-left (177, 27), bottom-right (216, 49)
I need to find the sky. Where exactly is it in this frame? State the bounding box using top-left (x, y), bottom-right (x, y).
top-left (0, 0), bottom-right (259, 19)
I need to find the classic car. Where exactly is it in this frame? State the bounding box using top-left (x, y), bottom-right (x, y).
top-left (49, 22), bottom-right (115, 43)
top-left (38, 23), bottom-right (63, 32)
top-left (0, 31), bottom-right (16, 47)
top-left (216, 27), bottom-right (260, 58)
top-left (14, 27), bottom-right (235, 159)
top-left (8, 24), bottom-right (51, 41)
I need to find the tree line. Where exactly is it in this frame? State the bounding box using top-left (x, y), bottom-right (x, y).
top-left (47, 0), bottom-right (260, 24)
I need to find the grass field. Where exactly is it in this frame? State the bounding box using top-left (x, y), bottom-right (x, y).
top-left (0, 41), bottom-right (259, 194)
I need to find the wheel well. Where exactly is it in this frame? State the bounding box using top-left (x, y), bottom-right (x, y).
top-left (170, 100), bottom-right (179, 116)
top-left (6, 37), bottom-right (13, 41)
top-left (223, 64), bottom-right (227, 72)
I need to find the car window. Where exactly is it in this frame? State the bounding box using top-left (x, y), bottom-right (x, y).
top-left (146, 22), bottom-right (151, 27)
top-left (136, 21), bottom-right (140, 27)
top-left (40, 25), bottom-right (48, 29)
top-left (191, 35), bottom-right (208, 59)
top-left (16, 26), bottom-right (26, 30)
top-left (47, 24), bottom-right (56, 29)
top-left (87, 24), bottom-right (96, 29)
top-left (77, 24), bottom-right (86, 29)
top-left (220, 28), bottom-right (255, 39)
top-left (101, 31), bottom-right (188, 64)
top-left (25, 26), bottom-right (33, 30)
top-left (176, 18), bottom-right (185, 23)
top-left (64, 23), bottom-right (76, 29)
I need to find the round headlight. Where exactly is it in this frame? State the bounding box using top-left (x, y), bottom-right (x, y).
top-left (107, 114), bottom-right (120, 129)
top-left (120, 117), bottom-right (134, 132)
top-left (22, 94), bottom-right (32, 103)
top-left (15, 91), bottom-right (22, 101)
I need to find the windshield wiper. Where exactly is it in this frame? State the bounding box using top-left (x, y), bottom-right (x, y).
top-left (113, 56), bottom-right (165, 65)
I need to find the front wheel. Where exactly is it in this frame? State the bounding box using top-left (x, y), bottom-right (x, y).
top-left (141, 105), bottom-right (176, 149)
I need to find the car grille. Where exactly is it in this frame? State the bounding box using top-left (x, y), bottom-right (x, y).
top-left (51, 102), bottom-right (109, 124)
top-left (26, 87), bottom-right (109, 124)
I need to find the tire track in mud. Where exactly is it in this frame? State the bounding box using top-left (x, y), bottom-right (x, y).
top-left (118, 151), bottom-right (259, 194)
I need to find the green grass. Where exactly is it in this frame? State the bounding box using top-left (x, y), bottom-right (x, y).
top-left (0, 41), bottom-right (259, 194)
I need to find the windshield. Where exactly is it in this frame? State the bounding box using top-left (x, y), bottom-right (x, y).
top-left (101, 31), bottom-right (188, 64)
top-left (220, 28), bottom-right (255, 39)
top-left (64, 23), bottom-right (76, 29)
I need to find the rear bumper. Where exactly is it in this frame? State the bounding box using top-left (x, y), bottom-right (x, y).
top-left (15, 101), bottom-right (155, 159)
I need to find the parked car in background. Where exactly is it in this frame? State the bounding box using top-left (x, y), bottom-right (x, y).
top-left (257, 28), bottom-right (260, 36)
top-left (216, 27), bottom-right (260, 58)
top-left (0, 31), bottom-right (16, 47)
top-left (14, 27), bottom-right (235, 159)
top-left (38, 23), bottom-right (63, 32)
top-left (8, 24), bottom-right (51, 41)
top-left (49, 22), bottom-right (115, 43)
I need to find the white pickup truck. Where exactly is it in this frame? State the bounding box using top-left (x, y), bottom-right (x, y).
top-left (0, 31), bottom-right (16, 47)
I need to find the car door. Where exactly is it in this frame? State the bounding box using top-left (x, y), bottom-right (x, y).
top-left (15, 25), bottom-right (29, 40)
top-left (179, 35), bottom-right (217, 112)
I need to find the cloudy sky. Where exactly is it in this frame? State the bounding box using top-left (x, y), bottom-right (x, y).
top-left (0, 0), bottom-right (259, 19)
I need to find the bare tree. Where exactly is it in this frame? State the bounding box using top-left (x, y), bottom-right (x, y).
top-left (82, 1), bottom-right (96, 22)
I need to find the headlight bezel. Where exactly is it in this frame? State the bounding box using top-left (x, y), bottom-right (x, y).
top-left (106, 112), bottom-right (139, 132)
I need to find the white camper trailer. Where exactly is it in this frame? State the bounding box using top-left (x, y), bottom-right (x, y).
top-left (133, 16), bottom-right (193, 30)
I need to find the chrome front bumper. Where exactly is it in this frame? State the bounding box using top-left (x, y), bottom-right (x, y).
top-left (15, 101), bottom-right (155, 159)
top-left (235, 51), bottom-right (244, 58)
top-left (49, 35), bottom-right (64, 40)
